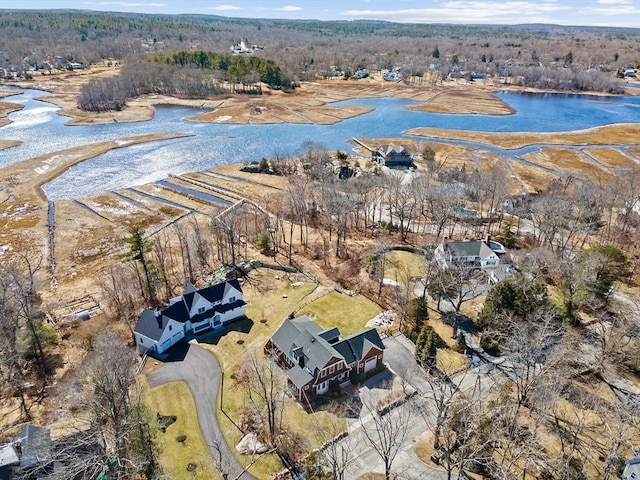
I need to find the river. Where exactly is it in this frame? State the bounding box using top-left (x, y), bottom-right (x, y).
top-left (0, 87), bottom-right (638, 200)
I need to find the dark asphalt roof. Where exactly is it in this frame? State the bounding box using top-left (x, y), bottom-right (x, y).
top-left (14, 424), bottom-right (51, 469)
top-left (135, 280), bottom-right (245, 339)
top-left (287, 364), bottom-right (315, 389)
top-left (445, 240), bottom-right (495, 259)
top-left (334, 328), bottom-right (385, 365)
top-left (270, 317), bottom-right (339, 380)
top-left (135, 309), bottom-right (164, 342)
top-left (319, 327), bottom-right (340, 344)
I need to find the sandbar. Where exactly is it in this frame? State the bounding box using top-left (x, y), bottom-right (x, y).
top-left (405, 123), bottom-right (640, 150)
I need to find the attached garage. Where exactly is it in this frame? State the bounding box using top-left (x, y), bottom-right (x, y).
top-left (157, 327), bottom-right (184, 354)
top-left (364, 356), bottom-right (377, 373)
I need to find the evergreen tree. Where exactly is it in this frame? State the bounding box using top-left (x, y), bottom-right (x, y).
top-left (564, 50), bottom-right (573, 65)
top-left (405, 297), bottom-right (429, 335)
top-left (121, 226), bottom-right (157, 306)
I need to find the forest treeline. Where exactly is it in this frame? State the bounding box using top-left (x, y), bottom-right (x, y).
top-left (1, 9), bottom-right (637, 106)
top-left (153, 50), bottom-right (285, 86)
top-left (78, 51), bottom-right (292, 112)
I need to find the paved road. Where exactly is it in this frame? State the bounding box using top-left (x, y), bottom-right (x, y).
top-left (339, 334), bottom-right (459, 479)
top-left (147, 344), bottom-right (257, 480)
top-left (339, 333), bottom-right (509, 479)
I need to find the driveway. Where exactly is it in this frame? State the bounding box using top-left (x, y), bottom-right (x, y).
top-left (336, 334), bottom-right (459, 479)
top-left (147, 343), bottom-right (257, 480)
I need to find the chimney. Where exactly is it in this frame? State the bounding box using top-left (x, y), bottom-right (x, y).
top-left (485, 234), bottom-right (491, 243)
top-left (154, 308), bottom-right (163, 329)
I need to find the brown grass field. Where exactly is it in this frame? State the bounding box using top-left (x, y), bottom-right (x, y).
top-left (406, 123), bottom-right (640, 150)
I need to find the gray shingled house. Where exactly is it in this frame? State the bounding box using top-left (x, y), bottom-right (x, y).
top-left (265, 316), bottom-right (385, 401)
top-left (134, 279), bottom-right (246, 355)
top-left (0, 424), bottom-right (51, 479)
top-left (371, 144), bottom-right (413, 167)
top-left (434, 237), bottom-right (505, 270)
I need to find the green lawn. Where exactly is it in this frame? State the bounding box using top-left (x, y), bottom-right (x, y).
top-left (194, 270), bottom-right (382, 479)
top-left (384, 250), bottom-right (428, 292)
top-left (298, 290), bottom-right (382, 336)
top-left (142, 378), bottom-right (221, 480)
top-left (200, 272), bottom-right (318, 479)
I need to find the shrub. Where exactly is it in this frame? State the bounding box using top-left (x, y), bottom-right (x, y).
top-left (453, 332), bottom-right (467, 353)
top-left (479, 334), bottom-right (500, 356)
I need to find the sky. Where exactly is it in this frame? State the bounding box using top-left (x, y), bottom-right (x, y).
top-left (3, 0), bottom-right (639, 28)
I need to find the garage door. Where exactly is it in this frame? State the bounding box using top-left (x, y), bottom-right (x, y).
top-left (364, 357), bottom-right (377, 373)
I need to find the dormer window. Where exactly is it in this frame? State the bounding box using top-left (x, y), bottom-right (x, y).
top-left (197, 306), bottom-right (205, 314)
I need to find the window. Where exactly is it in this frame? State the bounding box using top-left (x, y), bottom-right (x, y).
top-left (197, 306), bottom-right (205, 314)
top-left (168, 325), bottom-right (172, 331)
top-left (139, 337), bottom-right (143, 344)
top-left (229, 296), bottom-right (236, 303)
top-left (329, 365), bottom-right (335, 374)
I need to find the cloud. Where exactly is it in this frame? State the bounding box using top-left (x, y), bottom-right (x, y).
top-left (86, 1), bottom-right (166, 6)
top-left (255, 5), bottom-right (303, 12)
top-left (341, 2), bottom-right (572, 24)
top-left (580, 5), bottom-right (640, 15)
top-left (207, 4), bottom-right (242, 11)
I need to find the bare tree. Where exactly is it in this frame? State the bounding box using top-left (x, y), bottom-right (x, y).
top-left (428, 260), bottom-right (486, 323)
top-left (358, 393), bottom-right (412, 480)
top-left (85, 331), bottom-right (138, 462)
top-left (97, 263), bottom-right (139, 333)
top-left (499, 312), bottom-right (567, 407)
top-left (311, 403), bottom-right (351, 480)
top-left (237, 351), bottom-right (286, 445)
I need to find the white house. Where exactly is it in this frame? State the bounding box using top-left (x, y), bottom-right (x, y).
top-left (623, 454), bottom-right (640, 480)
top-left (134, 279), bottom-right (246, 355)
top-left (434, 237), bottom-right (505, 270)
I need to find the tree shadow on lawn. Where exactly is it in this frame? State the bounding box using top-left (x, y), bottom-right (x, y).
top-left (197, 316), bottom-right (255, 346)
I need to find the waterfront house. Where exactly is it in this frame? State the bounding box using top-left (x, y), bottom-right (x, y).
top-left (371, 145), bottom-right (413, 167)
top-left (134, 279), bottom-right (246, 355)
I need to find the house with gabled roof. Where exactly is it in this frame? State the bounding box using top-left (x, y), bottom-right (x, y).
top-left (265, 316), bottom-right (385, 401)
top-left (0, 424), bottom-right (51, 479)
top-left (434, 236), bottom-right (505, 271)
top-left (371, 144), bottom-right (413, 167)
top-left (623, 453), bottom-right (640, 480)
top-left (134, 279), bottom-right (246, 355)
